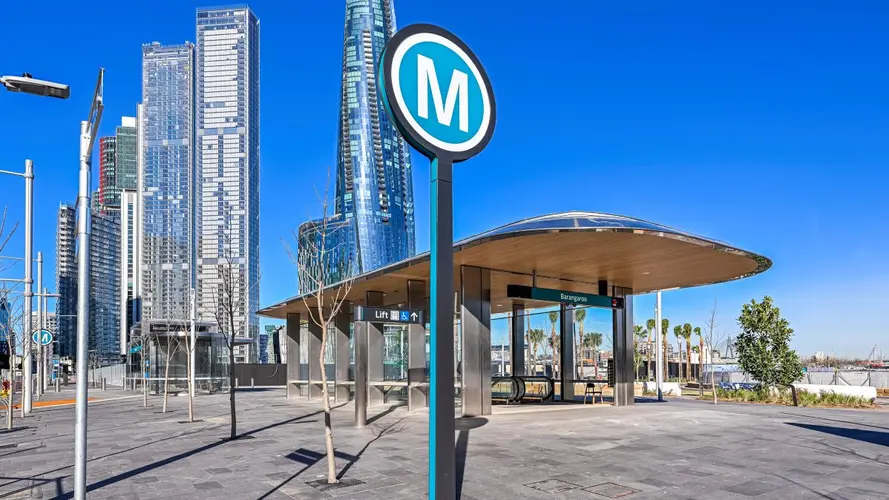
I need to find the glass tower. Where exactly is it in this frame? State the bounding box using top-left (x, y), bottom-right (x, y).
top-left (97, 117), bottom-right (138, 212)
top-left (298, 0), bottom-right (415, 293)
top-left (141, 42), bottom-right (196, 322)
top-left (195, 6), bottom-right (260, 363)
top-left (55, 204), bottom-right (77, 359)
top-left (89, 211), bottom-right (122, 364)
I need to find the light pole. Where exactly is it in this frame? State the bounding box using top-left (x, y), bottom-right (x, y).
top-left (73, 68), bottom-right (104, 500)
top-left (39, 288), bottom-right (59, 393)
top-left (35, 251), bottom-right (42, 398)
top-left (189, 288), bottom-right (196, 398)
top-left (2, 71), bottom-right (70, 414)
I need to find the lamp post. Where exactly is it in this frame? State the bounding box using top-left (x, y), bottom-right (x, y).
top-left (1, 71), bottom-right (70, 415)
top-left (73, 68), bottom-right (104, 500)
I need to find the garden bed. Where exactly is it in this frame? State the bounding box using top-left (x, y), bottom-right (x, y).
top-left (702, 387), bottom-right (878, 409)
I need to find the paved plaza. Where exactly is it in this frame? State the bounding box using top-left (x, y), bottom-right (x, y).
top-left (1, 388), bottom-right (887, 499)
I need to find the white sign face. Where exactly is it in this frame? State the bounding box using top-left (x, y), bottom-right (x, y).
top-left (381, 24), bottom-right (496, 162)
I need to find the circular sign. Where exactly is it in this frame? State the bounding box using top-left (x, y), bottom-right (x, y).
top-left (380, 24), bottom-right (496, 162)
top-left (31, 329), bottom-right (53, 346)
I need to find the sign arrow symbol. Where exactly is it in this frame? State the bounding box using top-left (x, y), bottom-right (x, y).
top-left (410, 312), bottom-right (418, 321)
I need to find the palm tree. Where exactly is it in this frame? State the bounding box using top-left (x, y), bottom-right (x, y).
top-left (694, 326), bottom-right (703, 382)
top-left (548, 311), bottom-right (559, 378)
top-left (584, 332), bottom-right (603, 377)
top-left (682, 323), bottom-right (693, 383)
top-left (661, 318), bottom-right (670, 381)
top-left (633, 325), bottom-right (647, 381)
top-left (645, 318), bottom-right (656, 380)
top-left (528, 328), bottom-right (545, 375)
top-left (673, 325), bottom-right (683, 381)
top-left (574, 308), bottom-right (586, 378)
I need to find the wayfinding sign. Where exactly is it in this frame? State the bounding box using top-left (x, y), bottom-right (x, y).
top-left (507, 285), bottom-right (625, 309)
top-left (31, 329), bottom-right (53, 346)
top-left (355, 306), bottom-right (424, 324)
top-left (380, 23), bottom-right (495, 500)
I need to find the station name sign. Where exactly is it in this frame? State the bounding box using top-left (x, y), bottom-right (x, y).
top-left (507, 285), bottom-right (624, 309)
top-left (355, 306), bottom-right (424, 324)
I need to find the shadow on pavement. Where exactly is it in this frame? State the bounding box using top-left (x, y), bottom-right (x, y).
top-left (367, 403), bottom-right (405, 425)
top-left (787, 422), bottom-right (889, 447)
top-left (456, 417), bottom-right (488, 499)
top-left (258, 417), bottom-right (407, 499)
top-left (51, 408), bottom-right (327, 499)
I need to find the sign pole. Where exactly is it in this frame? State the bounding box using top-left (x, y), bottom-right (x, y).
top-left (430, 157), bottom-right (455, 499)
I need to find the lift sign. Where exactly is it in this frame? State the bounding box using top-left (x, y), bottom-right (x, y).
top-left (356, 306), bottom-right (424, 324)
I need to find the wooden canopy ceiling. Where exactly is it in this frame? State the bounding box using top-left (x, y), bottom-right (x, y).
top-left (259, 212), bottom-right (770, 318)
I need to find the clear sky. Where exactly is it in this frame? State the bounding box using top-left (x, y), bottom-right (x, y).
top-left (1, 1), bottom-right (886, 358)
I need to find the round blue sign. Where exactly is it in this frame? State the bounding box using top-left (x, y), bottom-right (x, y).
top-left (31, 329), bottom-right (53, 346)
top-left (380, 24), bottom-right (495, 162)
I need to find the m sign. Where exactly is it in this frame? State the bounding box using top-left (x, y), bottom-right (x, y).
top-left (380, 24), bottom-right (495, 162)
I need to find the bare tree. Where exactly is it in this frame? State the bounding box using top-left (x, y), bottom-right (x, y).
top-left (209, 205), bottom-right (261, 441)
top-left (1, 287), bottom-right (25, 429)
top-left (160, 328), bottom-right (181, 413)
top-left (285, 168), bottom-right (355, 485)
top-left (703, 300), bottom-right (728, 404)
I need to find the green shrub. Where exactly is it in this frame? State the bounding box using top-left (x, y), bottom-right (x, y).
top-left (716, 387), bottom-right (874, 408)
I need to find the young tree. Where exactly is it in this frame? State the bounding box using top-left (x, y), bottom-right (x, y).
top-left (286, 169), bottom-right (355, 485)
top-left (1, 288), bottom-right (24, 429)
top-left (736, 296), bottom-right (803, 391)
top-left (672, 325), bottom-right (683, 381)
top-left (584, 332), bottom-right (603, 378)
top-left (633, 325), bottom-right (647, 380)
top-left (528, 327), bottom-right (544, 376)
top-left (694, 326), bottom-right (703, 384)
top-left (682, 323), bottom-right (693, 383)
top-left (547, 311), bottom-right (559, 378)
top-left (160, 328), bottom-right (181, 413)
top-left (703, 300), bottom-right (727, 404)
top-left (209, 205), bottom-right (262, 441)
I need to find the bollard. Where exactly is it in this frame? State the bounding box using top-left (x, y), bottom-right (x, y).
top-left (235, 379), bottom-right (239, 389)
top-left (102, 378), bottom-right (106, 391)
top-left (251, 378), bottom-right (255, 388)
top-left (55, 378), bottom-right (60, 392)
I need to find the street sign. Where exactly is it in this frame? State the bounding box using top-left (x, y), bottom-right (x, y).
top-left (507, 285), bottom-right (625, 309)
top-left (355, 306), bottom-right (423, 324)
top-left (380, 24), bottom-right (495, 162)
top-left (31, 329), bottom-right (53, 346)
top-left (380, 24), bottom-right (495, 500)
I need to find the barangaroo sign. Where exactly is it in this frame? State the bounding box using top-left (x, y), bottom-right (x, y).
top-left (507, 285), bottom-right (625, 309)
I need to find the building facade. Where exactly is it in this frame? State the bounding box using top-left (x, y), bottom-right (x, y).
top-left (141, 42), bottom-right (196, 323)
top-left (195, 7), bottom-right (260, 363)
top-left (97, 117), bottom-right (138, 212)
top-left (55, 204), bottom-right (77, 359)
top-left (297, 0), bottom-right (416, 293)
top-left (120, 189), bottom-right (142, 353)
top-left (89, 211), bottom-right (122, 364)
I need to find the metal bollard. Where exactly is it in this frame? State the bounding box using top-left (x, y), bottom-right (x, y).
top-left (251, 378), bottom-right (255, 388)
top-left (235, 379), bottom-right (239, 389)
top-left (55, 378), bottom-right (61, 392)
top-left (102, 378), bottom-right (106, 391)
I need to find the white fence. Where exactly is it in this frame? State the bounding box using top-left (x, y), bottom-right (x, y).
top-left (86, 363), bottom-right (126, 387)
top-left (703, 369), bottom-right (889, 388)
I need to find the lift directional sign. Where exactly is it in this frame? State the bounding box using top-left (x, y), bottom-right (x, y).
top-left (31, 329), bottom-right (53, 346)
top-left (356, 306), bottom-right (424, 324)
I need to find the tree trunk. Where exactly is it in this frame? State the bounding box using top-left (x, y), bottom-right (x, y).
top-left (647, 341), bottom-right (652, 381)
top-left (320, 331), bottom-right (338, 484)
top-left (142, 346), bottom-right (148, 407)
top-left (662, 337), bottom-right (668, 381)
top-left (593, 348), bottom-right (598, 378)
top-left (686, 342), bottom-right (691, 386)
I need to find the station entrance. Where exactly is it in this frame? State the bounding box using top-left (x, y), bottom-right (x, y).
top-left (282, 267), bottom-right (637, 428)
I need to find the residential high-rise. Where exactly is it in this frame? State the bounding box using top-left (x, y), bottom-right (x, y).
top-left (120, 189), bottom-right (142, 353)
top-left (55, 204), bottom-right (77, 359)
top-left (89, 211), bottom-right (121, 364)
top-left (141, 42), bottom-right (196, 322)
top-left (297, 0), bottom-right (415, 292)
top-left (195, 7), bottom-right (260, 363)
top-left (97, 117), bottom-right (138, 212)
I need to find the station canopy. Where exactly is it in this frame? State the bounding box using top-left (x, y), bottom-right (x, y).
top-left (259, 211), bottom-right (771, 318)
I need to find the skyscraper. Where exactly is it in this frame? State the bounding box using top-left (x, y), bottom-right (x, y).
top-left (141, 42), bottom-right (196, 322)
top-left (89, 211), bottom-right (121, 364)
top-left (119, 189), bottom-right (141, 354)
top-left (97, 117), bottom-right (138, 212)
top-left (55, 204), bottom-right (77, 359)
top-left (195, 7), bottom-right (260, 363)
top-left (297, 0), bottom-right (415, 292)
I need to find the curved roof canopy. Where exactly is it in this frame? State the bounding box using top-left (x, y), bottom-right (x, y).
top-left (259, 211), bottom-right (771, 318)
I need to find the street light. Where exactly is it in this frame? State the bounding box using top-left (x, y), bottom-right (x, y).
top-left (1, 70), bottom-right (69, 418)
top-left (73, 68), bottom-right (104, 500)
top-left (0, 73), bottom-right (70, 99)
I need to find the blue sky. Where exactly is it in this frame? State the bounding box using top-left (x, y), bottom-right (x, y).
top-left (1, 1), bottom-right (886, 357)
